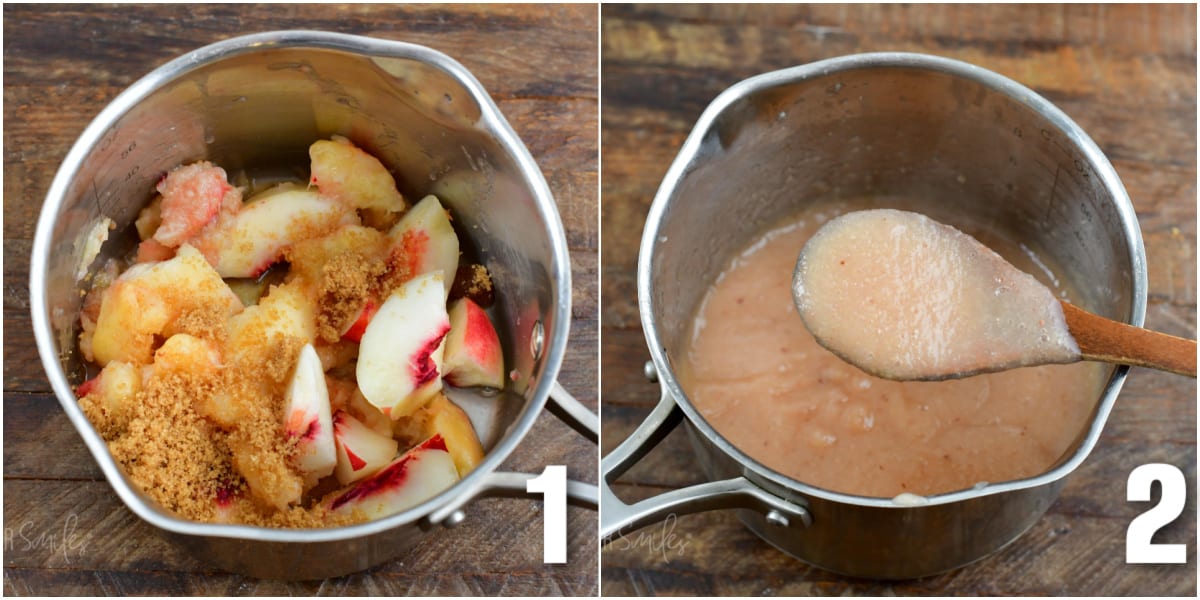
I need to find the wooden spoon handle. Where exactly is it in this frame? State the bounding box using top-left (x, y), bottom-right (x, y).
top-left (1060, 300), bottom-right (1196, 377)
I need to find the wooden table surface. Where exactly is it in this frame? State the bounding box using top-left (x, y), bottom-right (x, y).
top-left (600, 4), bottom-right (1196, 596)
top-left (3, 4), bottom-right (597, 596)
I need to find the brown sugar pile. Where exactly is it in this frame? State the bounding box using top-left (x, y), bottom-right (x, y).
top-left (313, 250), bottom-right (387, 343)
top-left (79, 305), bottom-right (356, 528)
top-left (100, 371), bottom-right (235, 522)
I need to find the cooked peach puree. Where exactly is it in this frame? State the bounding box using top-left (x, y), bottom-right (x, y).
top-left (794, 209), bottom-right (1081, 381)
top-left (681, 207), bottom-right (1105, 498)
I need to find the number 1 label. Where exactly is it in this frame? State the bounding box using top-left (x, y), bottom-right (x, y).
top-left (1126, 463), bottom-right (1186, 564)
top-left (528, 465), bottom-right (567, 564)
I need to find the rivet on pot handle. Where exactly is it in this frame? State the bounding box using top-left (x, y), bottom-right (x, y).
top-left (427, 381), bottom-right (599, 526)
top-left (600, 378), bottom-right (813, 543)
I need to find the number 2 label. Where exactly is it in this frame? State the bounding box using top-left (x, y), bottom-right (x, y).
top-left (1126, 463), bottom-right (1186, 564)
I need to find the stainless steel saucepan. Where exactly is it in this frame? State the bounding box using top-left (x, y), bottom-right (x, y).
top-left (31, 31), bottom-right (597, 580)
top-left (600, 53), bottom-right (1146, 579)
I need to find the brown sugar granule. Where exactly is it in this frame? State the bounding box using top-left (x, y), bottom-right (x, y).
top-left (170, 303), bottom-right (229, 344)
top-left (228, 420), bottom-right (304, 511)
top-left (199, 364), bottom-right (268, 429)
top-left (262, 335), bottom-right (305, 385)
top-left (314, 251), bottom-right (386, 343)
top-left (376, 247), bottom-right (415, 300)
top-left (106, 370), bottom-right (235, 522)
top-left (449, 263), bottom-right (494, 307)
top-left (88, 333), bottom-right (368, 526)
top-left (391, 404), bottom-right (433, 449)
top-left (80, 389), bottom-right (123, 439)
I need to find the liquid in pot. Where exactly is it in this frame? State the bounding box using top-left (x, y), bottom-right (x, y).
top-left (679, 201), bottom-right (1106, 498)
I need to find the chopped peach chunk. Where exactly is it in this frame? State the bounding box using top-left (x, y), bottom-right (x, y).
top-left (309, 136), bottom-right (406, 213)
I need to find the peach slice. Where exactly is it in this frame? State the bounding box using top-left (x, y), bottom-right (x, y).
top-left (135, 238), bottom-right (175, 264)
top-left (153, 333), bottom-right (221, 376)
top-left (225, 282), bottom-right (317, 367)
top-left (228, 431), bottom-right (303, 511)
top-left (442, 298), bottom-right (505, 389)
top-left (135, 195), bottom-right (163, 241)
top-left (90, 244), bottom-right (242, 366)
top-left (211, 484), bottom-right (250, 524)
top-left (284, 344), bottom-right (337, 487)
top-left (77, 360), bottom-right (141, 433)
top-left (422, 394), bottom-right (486, 477)
top-left (386, 195), bottom-right (459, 297)
top-left (77, 260), bottom-right (122, 363)
top-left (194, 183), bottom-right (356, 278)
top-left (339, 298), bottom-right (378, 343)
top-left (98, 361), bottom-right (141, 406)
top-left (332, 410), bottom-right (399, 485)
top-left (326, 434), bottom-right (459, 520)
top-left (346, 388), bottom-right (393, 438)
top-left (357, 271), bottom-right (450, 419)
top-left (76, 372), bottom-right (102, 399)
top-left (199, 379), bottom-right (267, 430)
top-left (284, 224), bottom-right (388, 289)
top-left (153, 161), bottom-right (239, 248)
top-left (91, 273), bottom-right (169, 366)
top-left (309, 136), bottom-right (407, 213)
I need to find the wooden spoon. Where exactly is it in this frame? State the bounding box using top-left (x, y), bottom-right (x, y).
top-left (1060, 300), bottom-right (1196, 377)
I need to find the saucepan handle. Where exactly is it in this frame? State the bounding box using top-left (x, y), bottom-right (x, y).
top-left (427, 470), bottom-right (599, 527)
top-left (599, 368), bottom-right (812, 543)
top-left (547, 380), bottom-right (600, 444)
top-left (427, 381), bottom-right (600, 526)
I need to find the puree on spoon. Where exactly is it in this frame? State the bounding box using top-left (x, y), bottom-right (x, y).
top-left (792, 209), bottom-right (1081, 381)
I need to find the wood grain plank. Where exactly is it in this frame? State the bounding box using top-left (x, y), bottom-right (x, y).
top-left (493, 98), bottom-right (600, 253)
top-left (606, 4), bottom-right (1196, 58)
top-left (2, 4), bottom-right (598, 98)
top-left (2, 567), bottom-right (597, 597)
top-left (604, 4), bottom-right (1196, 64)
top-left (599, 329), bottom-right (656, 409)
top-left (3, 480), bottom-right (205, 572)
top-left (4, 393), bottom-right (104, 480)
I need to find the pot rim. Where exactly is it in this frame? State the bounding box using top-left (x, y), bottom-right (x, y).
top-left (29, 30), bottom-right (573, 543)
top-left (636, 51), bottom-right (1148, 509)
